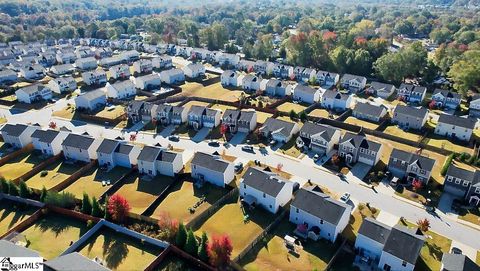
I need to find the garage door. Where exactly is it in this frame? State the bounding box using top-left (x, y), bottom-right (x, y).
top-left (444, 184), bottom-right (466, 198)
top-left (358, 155), bottom-right (374, 166)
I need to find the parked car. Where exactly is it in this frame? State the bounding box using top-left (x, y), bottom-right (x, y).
top-left (208, 141), bottom-right (220, 147)
top-left (241, 145), bottom-right (254, 152)
top-left (390, 177), bottom-right (399, 187)
top-left (269, 139), bottom-right (277, 145)
top-left (451, 247), bottom-right (462, 254)
top-left (313, 154), bottom-right (320, 162)
top-left (234, 162), bottom-right (243, 172)
top-left (168, 135), bottom-right (180, 141)
top-left (340, 192), bottom-right (351, 203)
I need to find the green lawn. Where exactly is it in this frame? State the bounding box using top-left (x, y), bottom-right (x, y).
top-left (384, 125), bottom-right (423, 142)
top-left (23, 213), bottom-right (90, 260)
top-left (25, 160), bottom-right (80, 190)
top-left (63, 166), bottom-right (129, 199)
top-left (343, 203), bottom-right (380, 242)
top-left (194, 200), bottom-right (275, 257)
top-left (180, 81), bottom-right (244, 102)
top-left (457, 207), bottom-right (480, 226)
top-left (0, 201), bottom-right (37, 236)
top-left (345, 116), bottom-right (379, 130)
top-left (278, 137), bottom-right (302, 158)
top-left (0, 152), bottom-right (43, 181)
top-left (277, 102), bottom-right (307, 114)
top-left (240, 219), bottom-right (338, 271)
top-left (77, 227), bottom-right (163, 271)
top-left (400, 220), bottom-right (452, 271)
top-left (151, 180), bottom-right (228, 224)
top-left (116, 174), bottom-right (175, 215)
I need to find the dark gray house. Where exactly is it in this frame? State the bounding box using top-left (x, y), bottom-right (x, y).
top-left (391, 105), bottom-right (428, 131)
top-left (388, 148), bottom-right (436, 184)
top-left (352, 102), bottom-right (388, 123)
top-left (338, 132), bottom-right (383, 166)
top-left (443, 165), bottom-right (480, 206)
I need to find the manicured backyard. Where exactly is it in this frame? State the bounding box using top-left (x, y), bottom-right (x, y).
top-left (180, 81), bottom-right (244, 102)
top-left (22, 213), bottom-right (90, 260)
top-left (96, 105), bottom-right (125, 120)
top-left (25, 160), bottom-right (80, 190)
top-left (344, 116), bottom-right (379, 130)
top-left (63, 166), bottom-right (129, 199)
top-left (52, 105), bottom-right (76, 120)
top-left (343, 203), bottom-right (380, 242)
top-left (77, 227), bottom-right (163, 270)
top-left (0, 200), bottom-right (37, 236)
top-left (210, 103), bottom-right (236, 112)
top-left (116, 174), bottom-right (175, 215)
top-left (151, 180), bottom-right (228, 223)
top-left (383, 125), bottom-right (423, 142)
top-left (194, 200), bottom-right (275, 257)
top-left (181, 100), bottom-right (210, 110)
top-left (256, 112), bottom-right (273, 124)
top-left (0, 152), bottom-right (43, 181)
top-left (277, 102), bottom-right (307, 114)
top-left (241, 219), bottom-right (338, 271)
top-left (308, 109), bottom-right (332, 119)
top-left (278, 137), bottom-right (302, 158)
top-left (423, 135), bottom-right (474, 155)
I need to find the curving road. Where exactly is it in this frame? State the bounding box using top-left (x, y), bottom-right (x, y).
top-left (1, 98), bottom-right (480, 250)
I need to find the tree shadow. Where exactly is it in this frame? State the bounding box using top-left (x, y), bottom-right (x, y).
top-left (104, 238), bottom-right (129, 270)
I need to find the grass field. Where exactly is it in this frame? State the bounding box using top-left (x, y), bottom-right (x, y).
top-left (0, 201), bottom-right (37, 236)
top-left (277, 102), bottom-right (307, 114)
top-left (25, 160), bottom-right (80, 190)
top-left (343, 203), bottom-right (380, 242)
top-left (278, 137), bottom-right (302, 158)
top-left (240, 220), bottom-right (338, 271)
top-left (0, 152), bottom-right (43, 181)
top-left (151, 180), bottom-right (228, 223)
top-left (52, 105), bottom-right (76, 120)
top-left (256, 112), bottom-right (273, 124)
top-left (423, 135), bottom-right (474, 155)
top-left (194, 200), bottom-right (275, 257)
top-left (384, 125), bottom-right (423, 142)
top-left (23, 214), bottom-right (89, 260)
top-left (400, 220), bottom-right (452, 271)
top-left (308, 109), bottom-right (332, 119)
top-left (210, 104), bottom-right (237, 112)
top-left (172, 123), bottom-right (198, 138)
top-left (116, 174), bottom-right (175, 215)
top-left (96, 105), bottom-right (125, 120)
top-left (77, 227), bottom-right (163, 270)
top-left (181, 100), bottom-right (210, 110)
top-left (344, 116), bottom-right (379, 130)
top-left (180, 81), bottom-right (244, 102)
top-left (63, 167), bottom-right (129, 199)
top-left (0, 95), bottom-right (17, 102)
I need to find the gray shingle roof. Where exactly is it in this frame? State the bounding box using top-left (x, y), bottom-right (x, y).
top-left (137, 146), bottom-right (162, 162)
top-left (389, 148), bottom-right (436, 172)
top-left (260, 118), bottom-right (297, 138)
top-left (238, 110), bottom-right (256, 122)
top-left (323, 90), bottom-right (350, 101)
top-left (353, 102), bottom-right (386, 117)
top-left (438, 114), bottom-right (476, 130)
top-left (358, 217), bottom-right (392, 245)
top-left (189, 105), bottom-right (206, 116)
top-left (292, 188), bottom-right (350, 225)
top-left (433, 89), bottom-right (461, 100)
top-left (156, 151), bottom-right (179, 163)
top-left (96, 138), bottom-right (120, 154)
top-left (0, 240), bottom-right (40, 257)
top-left (446, 165), bottom-right (478, 183)
top-left (399, 84), bottom-right (427, 96)
top-left (114, 143), bottom-right (134, 155)
top-left (110, 80), bottom-right (134, 92)
top-left (1, 123), bottom-right (29, 137)
top-left (190, 152), bottom-right (230, 173)
top-left (340, 132), bottom-right (382, 152)
top-left (223, 109), bottom-right (241, 120)
top-left (342, 73), bottom-right (366, 83)
top-left (294, 84), bottom-right (317, 95)
top-left (31, 129), bottom-right (60, 144)
top-left (61, 134), bottom-right (95, 149)
top-left (383, 226), bottom-right (425, 264)
top-left (299, 122), bottom-right (339, 142)
top-left (44, 252), bottom-right (110, 271)
top-left (441, 253), bottom-right (480, 271)
top-left (242, 167), bottom-right (290, 197)
top-left (394, 105), bottom-right (428, 119)
top-left (369, 81), bottom-right (395, 92)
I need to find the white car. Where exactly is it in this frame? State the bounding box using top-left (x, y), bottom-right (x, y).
top-left (340, 192), bottom-right (351, 203)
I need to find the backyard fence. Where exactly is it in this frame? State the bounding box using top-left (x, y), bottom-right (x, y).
top-left (0, 193), bottom-right (45, 208)
top-left (12, 152), bottom-right (63, 184)
top-left (0, 204), bottom-right (43, 239)
top-left (79, 112), bottom-right (126, 126)
top-left (141, 176), bottom-right (182, 217)
top-left (325, 237), bottom-right (349, 271)
top-left (0, 144), bottom-right (33, 167)
top-left (335, 108), bottom-right (352, 121)
top-left (98, 167), bottom-right (136, 203)
top-left (232, 207), bottom-right (288, 263)
top-left (49, 160), bottom-right (97, 192)
top-left (47, 205), bottom-right (101, 223)
top-left (186, 187), bottom-right (239, 230)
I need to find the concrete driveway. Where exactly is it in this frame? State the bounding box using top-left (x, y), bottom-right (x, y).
top-left (229, 132), bottom-right (247, 145)
top-left (159, 124), bottom-right (175, 137)
top-left (376, 211), bottom-right (400, 227)
top-left (347, 163), bottom-right (372, 183)
top-left (450, 240), bottom-right (478, 260)
top-left (191, 127), bottom-right (211, 142)
top-left (438, 193), bottom-right (457, 217)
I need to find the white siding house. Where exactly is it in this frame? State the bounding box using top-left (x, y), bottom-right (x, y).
top-left (190, 152), bottom-right (234, 187)
top-left (74, 89), bottom-right (106, 111)
top-left (108, 64), bottom-right (130, 80)
top-left (137, 146), bottom-right (183, 177)
top-left (15, 84), bottom-right (53, 104)
top-left (61, 134), bottom-right (101, 162)
top-left (75, 57), bottom-right (97, 70)
top-left (31, 129), bottom-right (68, 156)
top-left (48, 76), bottom-right (77, 94)
top-left (434, 114), bottom-right (476, 142)
top-left (135, 73), bottom-right (161, 90)
top-left (0, 124), bottom-right (38, 149)
top-left (106, 80), bottom-right (136, 99)
top-left (160, 69), bottom-right (185, 85)
top-left (293, 84), bottom-right (322, 104)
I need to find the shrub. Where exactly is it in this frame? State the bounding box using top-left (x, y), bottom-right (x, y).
top-left (39, 186), bottom-right (47, 202)
top-left (86, 219), bottom-right (95, 229)
top-left (176, 223), bottom-right (187, 248)
top-left (289, 110), bottom-right (298, 120)
top-left (8, 182), bottom-right (19, 196)
top-left (198, 232), bottom-right (209, 262)
top-left (185, 229), bottom-right (198, 256)
top-left (1, 178), bottom-right (9, 193)
top-left (207, 234), bottom-right (233, 267)
top-left (82, 193), bottom-right (92, 215)
top-left (440, 153), bottom-right (454, 176)
top-left (91, 196), bottom-right (103, 217)
top-left (18, 181), bottom-right (31, 198)
top-left (40, 170), bottom-right (48, 177)
top-left (358, 203), bottom-right (365, 211)
top-left (467, 154), bottom-right (476, 165)
top-left (45, 191), bottom-right (76, 209)
top-left (106, 194), bottom-right (131, 223)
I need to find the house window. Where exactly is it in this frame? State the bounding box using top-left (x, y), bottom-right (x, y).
top-left (463, 181), bottom-right (468, 187)
top-left (263, 193), bottom-right (266, 198)
top-left (402, 261), bottom-right (407, 267)
top-left (244, 192), bottom-right (246, 196)
top-left (320, 219), bottom-right (324, 224)
top-left (447, 176), bottom-right (453, 182)
top-left (269, 205), bottom-right (272, 209)
top-left (296, 208), bottom-right (299, 213)
top-left (476, 187), bottom-right (480, 193)
top-left (244, 183), bottom-right (246, 189)
top-left (455, 179), bottom-right (461, 184)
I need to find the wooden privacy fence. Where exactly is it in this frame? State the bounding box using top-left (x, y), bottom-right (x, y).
top-left (49, 160), bottom-right (97, 192)
top-left (0, 144), bottom-right (33, 167)
top-left (12, 153), bottom-right (63, 184)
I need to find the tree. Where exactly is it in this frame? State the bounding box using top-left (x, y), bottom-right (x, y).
top-left (417, 218), bottom-right (431, 232)
top-left (40, 186), bottom-right (47, 202)
top-left (441, 153), bottom-right (454, 176)
top-left (207, 234), bottom-right (233, 267)
top-left (8, 182), bottom-right (19, 196)
top-left (448, 49), bottom-right (480, 96)
top-left (289, 110), bottom-right (298, 120)
top-left (176, 223), bottom-right (188, 248)
top-left (299, 111), bottom-right (307, 122)
top-left (185, 229), bottom-right (198, 256)
top-left (91, 196), bottom-right (103, 217)
top-left (1, 178), bottom-right (9, 193)
top-left (107, 194), bottom-right (131, 223)
top-left (157, 212), bottom-right (179, 242)
top-left (198, 232), bottom-right (209, 263)
top-left (18, 181), bottom-right (30, 198)
top-left (82, 193), bottom-right (92, 215)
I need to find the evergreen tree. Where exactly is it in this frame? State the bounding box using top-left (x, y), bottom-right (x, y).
top-left (299, 111), bottom-right (308, 122)
top-left (18, 181), bottom-right (30, 198)
top-left (82, 193), bottom-right (92, 215)
top-left (104, 196), bottom-right (110, 220)
top-left (91, 196), bottom-right (103, 217)
top-left (289, 110), bottom-right (298, 120)
top-left (198, 232), bottom-right (209, 262)
top-left (175, 223), bottom-right (187, 248)
top-left (185, 229), bottom-right (198, 256)
top-left (40, 186), bottom-right (47, 202)
top-left (8, 182), bottom-right (19, 196)
top-left (1, 178), bottom-right (9, 193)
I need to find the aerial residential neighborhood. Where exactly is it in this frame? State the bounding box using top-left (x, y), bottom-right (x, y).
top-left (0, 1), bottom-right (479, 271)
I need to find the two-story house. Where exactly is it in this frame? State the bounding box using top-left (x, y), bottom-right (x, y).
top-left (81, 70), bottom-right (107, 86)
top-left (366, 82), bottom-right (396, 99)
top-left (183, 63), bottom-right (205, 79)
top-left (265, 79), bottom-right (292, 97)
top-left (290, 187), bottom-right (351, 242)
top-left (296, 122), bottom-right (341, 156)
top-left (152, 55), bottom-right (173, 70)
top-left (187, 105), bottom-right (221, 130)
top-left (242, 74), bottom-right (261, 92)
top-left (137, 146), bottom-right (183, 177)
top-left (339, 132), bottom-right (383, 166)
top-left (443, 165), bottom-right (480, 206)
top-left (431, 89), bottom-right (461, 110)
top-left (397, 84), bottom-right (427, 104)
top-left (272, 64), bottom-right (293, 79)
top-left (293, 84), bottom-right (322, 104)
top-left (240, 167), bottom-right (293, 214)
top-left (135, 73), bottom-right (161, 91)
top-left (47, 76), bottom-right (77, 94)
top-left (468, 95), bottom-right (480, 118)
top-left (391, 105), bottom-right (428, 131)
top-left (0, 69), bottom-right (17, 85)
top-left (160, 68), bottom-right (185, 85)
top-left (191, 152), bottom-right (234, 187)
top-left (0, 124), bottom-right (38, 149)
top-left (109, 64), bottom-right (131, 80)
top-left (61, 134), bottom-right (101, 162)
top-left (340, 74), bottom-right (367, 92)
top-left (221, 109), bottom-right (257, 133)
top-left (259, 118), bottom-right (300, 143)
top-left (352, 102), bottom-right (388, 123)
top-left (31, 129), bottom-right (68, 156)
top-left (132, 59), bottom-right (153, 75)
top-left (316, 70), bottom-right (340, 88)
top-left (434, 114), bottom-right (476, 142)
top-left (221, 70), bottom-right (241, 87)
top-left (19, 64), bottom-right (45, 80)
top-left (74, 57), bottom-right (97, 70)
top-left (15, 84), bottom-right (53, 104)
top-left (50, 64), bottom-right (75, 76)
top-left (388, 148), bottom-right (436, 184)
top-left (106, 80), bottom-right (136, 99)
top-left (321, 90), bottom-right (353, 112)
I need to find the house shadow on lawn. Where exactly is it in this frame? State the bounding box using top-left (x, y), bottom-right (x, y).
top-left (34, 214), bottom-right (89, 238)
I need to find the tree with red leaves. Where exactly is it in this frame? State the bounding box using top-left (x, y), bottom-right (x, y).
top-left (276, 163), bottom-right (283, 171)
top-left (412, 179), bottom-right (423, 191)
top-left (49, 121), bottom-right (57, 129)
top-left (207, 234), bottom-right (233, 267)
top-left (322, 31), bottom-right (337, 41)
top-left (220, 124), bottom-right (228, 136)
top-left (247, 65), bottom-right (254, 73)
top-left (129, 133), bottom-right (137, 142)
top-left (107, 194), bottom-right (131, 223)
top-left (428, 100), bottom-right (437, 110)
top-left (417, 218), bottom-right (430, 232)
